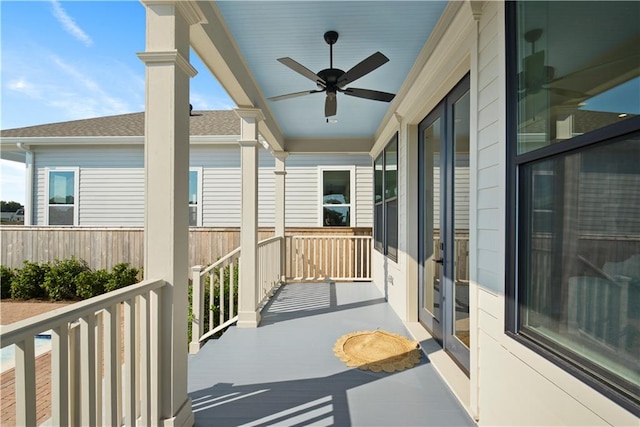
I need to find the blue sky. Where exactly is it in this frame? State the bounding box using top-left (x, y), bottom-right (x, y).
top-left (0, 0), bottom-right (235, 204)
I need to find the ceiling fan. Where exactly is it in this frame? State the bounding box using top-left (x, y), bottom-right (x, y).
top-left (268, 31), bottom-right (395, 117)
top-left (519, 28), bottom-right (589, 100)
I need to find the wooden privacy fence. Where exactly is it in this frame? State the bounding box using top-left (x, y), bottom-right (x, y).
top-left (0, 227), bottom-right (277, 272)
top-left (1, 226), bottom-right (372, 277)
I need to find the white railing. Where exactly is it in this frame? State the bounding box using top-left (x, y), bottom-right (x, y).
top-left (286, 235), bottom-right (372, 281)
top-left (190, 236), bottom-right (284, 353)
top-left (0, 279), bottom-right (166, 426)
top-left (190, 247), bottom-right (240, 354)
top-left (257, 236), bottom-right (284, 306)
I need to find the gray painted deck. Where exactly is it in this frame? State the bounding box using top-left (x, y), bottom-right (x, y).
top-left (188, 282), bottom-right (475, 427)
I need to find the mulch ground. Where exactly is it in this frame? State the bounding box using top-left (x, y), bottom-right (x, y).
top-left (1, 300), bottom-right (73, 426)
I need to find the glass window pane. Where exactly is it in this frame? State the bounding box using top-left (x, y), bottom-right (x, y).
top-left (189, 171), bottom-right (198, 205)
top-left (385, 139), bottom-right (397, 200)
top-left (49, 206), bottom-right (74, 225)
top-left (189, 206), bottom-right (197, 227)
top-left (515, 1), bottom-right (640, 154)
top-left (323, 206), bottom-right (349, 227)
top-left (386, 199), bottom-right (397, 259)
top-left (374, 203), bottom-right (384, 251)
top-left (520, 134), bottom-right (640, 399)
top-left (374, 155), bottom-right (384, 203)
top-left (49, 171), bottom-right (74, 204)
top-left (323, 171), bottom-right (350, 204)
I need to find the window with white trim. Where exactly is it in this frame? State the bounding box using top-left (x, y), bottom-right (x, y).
top-left (46, 169), bottom-right (78, 226)
top-left (319, 167), bottom-right (354, 227)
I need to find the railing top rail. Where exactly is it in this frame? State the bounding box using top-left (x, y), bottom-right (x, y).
top-left (258, 236), bottom-right (283, 247)
top-left (0, 278), bottom-right (165, 347)
top-left (202, 246), bottom-right (241, 275)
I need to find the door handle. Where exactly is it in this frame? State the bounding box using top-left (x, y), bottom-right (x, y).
top-left (433, 258), bottom-right (444, 264)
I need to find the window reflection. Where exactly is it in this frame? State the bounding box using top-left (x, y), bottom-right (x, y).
top-left (516, 1), bottom-right (640, 154)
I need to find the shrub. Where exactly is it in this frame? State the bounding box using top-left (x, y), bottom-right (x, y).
top-left (1, 265), bottom-right (15, 299)
top-left (12, 261), bottom-right (49, 300)
top-left (105, 263), bottom-right (139, 292)
top-left (76, 269), bottom-right (110, 299)
top-left (43, 257), bottom-right (90, 301)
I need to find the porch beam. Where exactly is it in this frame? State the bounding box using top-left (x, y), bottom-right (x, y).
top-left (236, 108), bottom-right (265, 328)
top-left (138, 1), bottom-right (203, 425)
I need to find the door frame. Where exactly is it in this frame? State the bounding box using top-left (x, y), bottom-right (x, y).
top-left (418, 74), bottom-right (471, 372)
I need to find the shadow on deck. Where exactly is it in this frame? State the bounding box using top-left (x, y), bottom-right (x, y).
top-left (188, 282), bottom-right (474, 427)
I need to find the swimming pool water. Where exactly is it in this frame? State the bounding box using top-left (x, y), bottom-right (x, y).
top-left (1, 335), bottom-right (52, 372)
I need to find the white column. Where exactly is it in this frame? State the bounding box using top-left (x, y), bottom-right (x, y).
top-left (274, 152), bottom-right (288, 280)
top-left (236, 108), bottom-right (265, 328)
top-left (138, 1), bottom-right (203, 426)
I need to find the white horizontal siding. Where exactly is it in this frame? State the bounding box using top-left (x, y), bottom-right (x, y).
top-left (475, 1), bottom-right (502, 297)
top-left (34, 146), bottom-right (144, 226)
top-left (356, 164), bottom-right (373, 227)
top-left (32, 145), bottom-right (373, 228)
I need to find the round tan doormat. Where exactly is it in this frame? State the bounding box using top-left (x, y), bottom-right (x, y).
top-left (333, 330), bottom-right (421, 373)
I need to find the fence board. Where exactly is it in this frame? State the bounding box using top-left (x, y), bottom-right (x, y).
top-left (1, 227), bottom-right (372, 276)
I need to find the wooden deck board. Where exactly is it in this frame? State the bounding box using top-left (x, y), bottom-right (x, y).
top-left (188, 282), bottom-right (475, 427)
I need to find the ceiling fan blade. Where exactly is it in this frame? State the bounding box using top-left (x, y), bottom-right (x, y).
top-left (337, 52), bottom-right (389, 87)
top-left (342, 87), bottom-right (395, 102)
top-left (325, 95), bottom-right (337, 117)
top-left (268, 89), bottom-right (324, 102)
top-left (277, 57), bottom-right (326, 85)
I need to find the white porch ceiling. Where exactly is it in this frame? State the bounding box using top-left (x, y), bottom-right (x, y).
top-left (196, 1), bottom-right (447, 150)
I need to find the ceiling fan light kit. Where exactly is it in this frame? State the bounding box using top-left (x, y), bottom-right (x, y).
top-left (269, 31), bottom-right (396, 117)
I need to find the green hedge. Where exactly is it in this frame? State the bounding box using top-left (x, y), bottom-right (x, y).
top-left (1, 259), bottom-right (141, 301)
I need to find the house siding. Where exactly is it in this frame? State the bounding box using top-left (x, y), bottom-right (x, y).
top-left (370, 1), bottom-right (638, 425)
top-left (474, 3), bottom-right (636, 426)
top-left (32, 145), bottom-right (373, 228)
top-left (34, 146), bottom-right (144, 226)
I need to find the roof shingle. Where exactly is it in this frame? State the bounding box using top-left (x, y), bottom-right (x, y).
top-left (0, 110), bottom-right (239, 138)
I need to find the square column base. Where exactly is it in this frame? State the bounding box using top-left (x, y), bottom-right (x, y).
top-left (237, 311), bottom-right (261, 328)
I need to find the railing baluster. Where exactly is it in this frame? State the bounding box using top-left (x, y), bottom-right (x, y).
top-left (149, 288), bottom-right (162, 425)
top-left (124, 298), bottom-right (136, 427)
top-left (15, 338), bottom-right (36, 426)
top-left (69, 323), bottom-right (81, 425)
top-left (208, 272), bottom-right (215, 332)
top-left (219, 264), bottom-right (225, 328)
top-left (52, 323), bottom-right (69, 426)
top-left (139, 291), bottom-right (151, 425)
top-left (104, 303), bottom-right (121, 426)
top-left (229, 260), bottom-right (235, 317)
top-left (96, 311), bottom-right (104, 425)
top-left (80, 314), bottom-right (97, 426)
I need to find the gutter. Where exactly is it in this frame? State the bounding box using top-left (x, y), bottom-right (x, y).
top-left (16, 142), bottom-right (33, 226)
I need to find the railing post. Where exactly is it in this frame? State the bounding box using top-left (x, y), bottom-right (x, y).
top-left (190, 265), bottom-right (204, 354)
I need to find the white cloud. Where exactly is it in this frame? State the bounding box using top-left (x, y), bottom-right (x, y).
top-left (7, 77), bottom-right (40, 98)
top-left (50, 0), bottom-right (93, 47)
top-left (190, 92), bottom-right (235, 111)
top-left (49, 54), bottom-right (130, 116)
